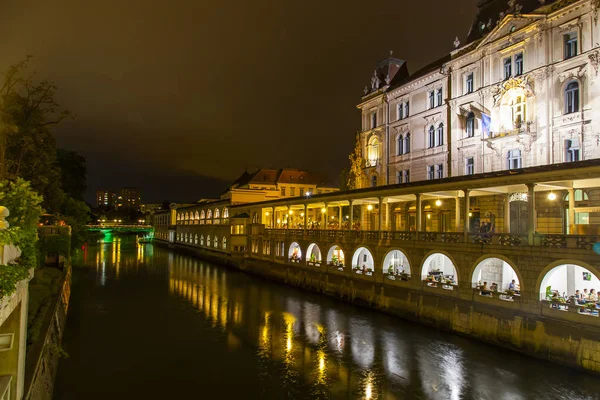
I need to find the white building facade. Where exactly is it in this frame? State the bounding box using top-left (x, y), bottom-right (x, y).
top-left (358, 0), bottom-right (600, 187)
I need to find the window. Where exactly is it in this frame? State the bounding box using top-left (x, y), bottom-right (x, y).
top-left (222, 237), bottom-right (227, 250)
top-left (503, 57), bottom-right (512, 80)
top-left (512, 96), bottom-right (525, 128)
top-left (290, 187), bottom-right (296, 196)
top-left (403, 169), bottom-right (410, 183)
top-left (397, 171), bottom-right (402, 184)
top-left (565, 139), bottom-right (580, 162)
top-left (507, 149), bottom-right (522, 170)
top-left (207, 235), bottom-right (212, 247)
top-left (429, 91), bottom-right (435, 109)
top-left (200, 235), bottom-right (205, 246)
top-left (466, 73), bottom-right (474, 94)
top-left (428, 126), bottom-right (435, 148)
top-left (367, 136), bottom-right (380, 166)
top-left (371, 112), bottom-right (377, 129)
top-left (436, 163), bottom-right (444, 179)
top-left (263, 241), bottom-right (271, 255)
top-left (466, 112), bottom-right (475, 137)
top-left (436, 123), bottom-right (444, 146)
top-left (281, 187), bottom-right (286, 196)
top-left (436, 88), bottom-right (443, 107)
top-left (404, 101), bottom-right (410, 118)
top-left (397, 103), bottom-right (404, 120)
top-left (565, 81), bottom-right (579, 114)
top-left (214, 237), bottom-right (219, 248)
top-left (427, 165), bottom-right (434, 180)
top-left (397, 135), bottom-right (403, 155)
top-left (466, 157), bottom-right (474, 175)
top-left (299, 188), bottom-right (304, 196)
top-left (371, 175), bottom-right (377, 187)
top-left (404, 133), bottom-right (410, 153)
top-left (564, 32), bottom-right (578, 59)
top-left (515, 53), bottom-right (523, 76)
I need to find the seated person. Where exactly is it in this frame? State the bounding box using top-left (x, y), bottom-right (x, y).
top-left (575, 290), bottom-right (584, 305)
top-left (490, 282), bottom-right (498, 292)
top-left (589, 289), bottom-right (598, 303)
top-left (480, 281), bottom-right (491, 296)
top-left (508, 280), bottom-right (516, 291)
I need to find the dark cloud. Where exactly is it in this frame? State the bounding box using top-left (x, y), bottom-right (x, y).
top-left (0, 0), bottom-right (479, 203)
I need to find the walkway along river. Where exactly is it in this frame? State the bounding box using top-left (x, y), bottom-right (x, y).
top-left (53, 235), bottom-right (599, 399)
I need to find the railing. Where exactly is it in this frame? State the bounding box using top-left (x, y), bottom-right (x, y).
top-left (262, 229), bottom-right (598, 250)
top-left (473, 288), bottom-right (519, 302)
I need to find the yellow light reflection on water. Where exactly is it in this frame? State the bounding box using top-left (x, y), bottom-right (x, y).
top-left (283, 312), bottom-right (296, 354)
top-left (364, 372), bottom-right (374, 400)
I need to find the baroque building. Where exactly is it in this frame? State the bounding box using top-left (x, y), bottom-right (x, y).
top-left (357, 0), bottom-right (600, 187)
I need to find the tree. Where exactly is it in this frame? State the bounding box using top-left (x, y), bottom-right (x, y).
top-left (347, 133), bottom-right (366, 190)
top-left (56, 149), bottom-right (87, 201)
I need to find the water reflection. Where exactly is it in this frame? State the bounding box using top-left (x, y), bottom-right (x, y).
top-left (59, 238), bottom-right (600, 400)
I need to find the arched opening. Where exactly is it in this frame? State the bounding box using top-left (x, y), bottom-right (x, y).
top-left (223, 208), bottom-right (229, 218)
top-left (222, 237), bottom-right (227, 250)
top-left (383, 249), bottom-right (410, 281)
top-left (540, 264), bottom-right (599, 314)
top-left (326, 245), bottom-right (345, 271)
top-left (288, 242), bottom-right (302, 263)
top-left (306, 243), bottom-right (322, 267)
top-left (422, 253), bottom-right (457, 290)
top-left (352, 247), bottom-right (374, 276)
top-left (472, 257), bottom-right (520, 301)
top-left (207, 235), bottom-right (211, 247)
top-left (200, 210), bottom-right (205, 219)
top-left (194, 234), bottom-right (198, 244)
top-left (200, 235), bottom-right (205, 246)
top-left (367, 136), bottom-right (380, 166)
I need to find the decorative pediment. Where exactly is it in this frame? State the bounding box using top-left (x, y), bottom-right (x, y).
top-left (491, 75), bottom-right (534, 107)
top-left (477, 14), bottom-right (544, 49)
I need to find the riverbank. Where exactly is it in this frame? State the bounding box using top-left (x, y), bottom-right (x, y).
top-left (156, 239), bottom-right (600, 375)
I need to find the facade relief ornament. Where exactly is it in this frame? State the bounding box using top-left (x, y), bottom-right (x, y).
top-left (492, 75), bottom-right (534, 106)
top-left (589, 51), bottom-right (600, 76)
top-left (593, 0), bottom-right (600, 25)
top-left (370, 70), bottom-right (381, 92)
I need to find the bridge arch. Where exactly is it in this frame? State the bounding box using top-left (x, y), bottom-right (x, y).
top-left (351, 246), bottom-right (375, 274)
top-left (326, 244), bottom-right (346, 268)
top-left (420, 251), bottom-right (458, 285)
top-left (288, 241), bottom-right (302, 261)
top-left (470, 255), bottom-right (522, 292)
top-left (537, 260), bottom-right (600, 301)
top-left (306, 243), bottom-right (322, 266)
top-left (382, 248), bottom-right (411, 276)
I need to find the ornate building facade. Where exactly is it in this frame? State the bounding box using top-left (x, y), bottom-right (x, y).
top-left (357, 0), bottom-right (600, 187)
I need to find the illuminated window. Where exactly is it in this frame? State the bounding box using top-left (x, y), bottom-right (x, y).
top-left (515, 53), bottom-right (523, 76)
top-left (466, 157), bottom-right (474, 175)
top-left (564, 32), bottom-right (578, 59)
top-left (223, 208), bottom-right (229, 218)
top-left (466, 112), bottom-right (475, 137)
top-left (215, 208), bottom-right (220, 218)
top-left (511, 96), bottom-right (525, 128)
top-left (503, 57), bottom-right (512, 80)
top-left (565, 139), bottom-right (580, 162)
top-left (207, 235), bottom-right (211, 247)
top-left (281, 187), bottom-right (286, 196)
top-left (466, 73), bottom-right (474, 93)
top-left (428, 126), bottom-right (435, 148)
top-left (200, 235), bottom-right (205, 246)
top-left (200, 210), bottom-right (205, 219)
top-left (207, 209), bottom-right (213, 219)
top-left (565, 81), bottom-right (579, 114)
top-left (367, 136), bottom-right (380, 166)
top-left (507, 149), bottom-right (522, 170)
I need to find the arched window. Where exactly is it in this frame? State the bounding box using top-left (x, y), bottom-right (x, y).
top-left (176, 213), bottom-right (181, 221)
top-left (214, 237), bottom-right (218, 248)
top-left (215, 208), bottom-right (220, 218)
top-left (222, 237), bottom-right (227, 250)
top-left (200, 235), bottom-right (205, 246)
top-left (185, 212), bottom-right (189, 221)
top-left (223, 208), bottom-right (229, 218)
top-left (404, 133), bottom-right (410, 153)
top-left (367, 136), bottom-right (380, 166)
top-left (194, 211), bottom-right (199, 220)
top-left (511, 96), bottom-right (525, 128)
top-left (436, 123), bottom-right (444, 146)
top-left (200, 210), bottom-right (205, 219)
top-left (207, 210), bottom-right (213, 219)
top-left (466, 112), bottom-right (475, 137)
top-left (428, 126), bottom-right (435, 148)
top-left (397, 135), bottom-right (403, 156)
top-left (207, 235), bottom-right (211, 247)
top-left (565, 81), bottom-right (579, 114)
top-left (194, 234), bottom-right (198, 244)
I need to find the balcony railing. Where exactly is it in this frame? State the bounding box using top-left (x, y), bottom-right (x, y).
top-left (365, 158), bottom-right (379, 167)
top-left (262, 229), bottom-right (597, 250)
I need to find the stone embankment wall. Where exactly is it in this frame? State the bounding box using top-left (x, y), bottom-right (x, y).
top-left (159, 241), bottom-right (600, 375)
top-left (23, 267), bottom-right (71, 400)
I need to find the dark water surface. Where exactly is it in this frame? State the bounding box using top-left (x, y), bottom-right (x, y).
top-left (54, 235), bottom-right (599, 399)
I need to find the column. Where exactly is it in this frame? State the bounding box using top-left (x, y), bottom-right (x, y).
top-left (385, 201), bottom-right (390, 231)
top-left (415, 193), bottom-right (422, 232)
top-left (286, 206), bottom-right (291, 229)
top-left (527, 183), bottom-right (536, 245)
top-left (348, 200), bottom-right (354, 231)
top-left (338, 206), bottom-right (342, 230)
top-left (568, 188), bottom-right (575, 234)
top-left (322, 203), bottom-right (328, 230)
top-left (303, 204), bottom-right (308, 230)
top-left (504, 194), bottom-right (511, 233)
top-left (271, 207), bottom-right (275, 228)
top-left (463, 189), bottom-right (470, 243)
top-left (454, 197), bottom-right (460, 232)
top-left (378, 197), bottom-right (384, 232)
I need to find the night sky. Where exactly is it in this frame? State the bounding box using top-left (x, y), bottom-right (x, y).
top-left (0, 0), bottom-right (478, 203)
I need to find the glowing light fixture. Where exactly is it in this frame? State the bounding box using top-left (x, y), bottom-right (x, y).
top-left (468, 212), bottom-right (472, 217)
top-left (266, 212), bottom-right (270, 216)
top-left (548, 192), bottom-right (557, 201)
top-left (300, 213), bottom-right (304, 217)
top-left (435, 199), bottom-right (442, 207)
top-left (367, 204), bottom-right (374, 211)
top-left (288, 210), bottom-right (293, 215)
top-left (321, 208), bottom-right (326, 213)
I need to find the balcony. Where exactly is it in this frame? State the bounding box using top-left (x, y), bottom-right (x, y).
top-left (365, 158), bottom-right (379, 168)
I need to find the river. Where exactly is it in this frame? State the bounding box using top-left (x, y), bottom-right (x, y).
top-left (53, 235), bottom-right (599, 399)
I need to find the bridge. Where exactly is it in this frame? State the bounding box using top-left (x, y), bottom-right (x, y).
top-left (86, 224), bottom-right (154, 233)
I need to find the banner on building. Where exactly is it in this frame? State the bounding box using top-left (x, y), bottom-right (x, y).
top-left (481, 113), bottom-right (491, 138)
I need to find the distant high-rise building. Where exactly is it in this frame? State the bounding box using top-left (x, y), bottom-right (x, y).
top-left (96, 189), bottom-right (116, 208)
top-left (117, 187), bottom-right (141, 210)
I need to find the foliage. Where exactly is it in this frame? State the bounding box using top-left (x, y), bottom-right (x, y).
top-left (0, 264), bottom-right (30, 298)
top-left (56, 149), bottom-right (86, 201)
top-left (347, 133), bottom-right (365, 190)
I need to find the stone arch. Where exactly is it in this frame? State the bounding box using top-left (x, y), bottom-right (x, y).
top-left (351, 246), bottom-right (375, 275)
top-left (288, 241), bottom-right (302, 261)
top-left (382, 248), bottom-right (411, 276)
top-left (470, 254), bottom-right (523, 291)
top-left (306, 243), bottom-right (322, 266)
top-left (420, 251), bottom-right (458, 285)
top-left (536, 259), bottom-right (600, 300)
top-left (326, 244), bottom-right (345, 268)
